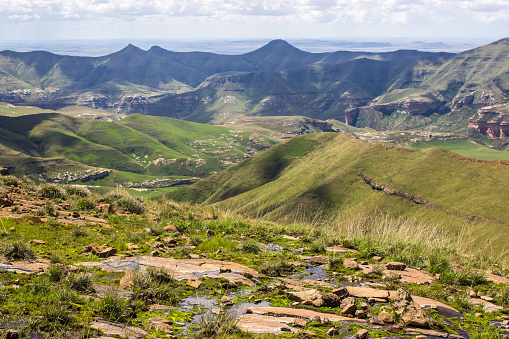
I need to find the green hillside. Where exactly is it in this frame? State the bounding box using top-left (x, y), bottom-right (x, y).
top-left (169, 133), bottom-right (509, 254)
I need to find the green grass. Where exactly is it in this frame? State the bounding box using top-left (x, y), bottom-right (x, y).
top-left (413, 138), bottom-right (509, 160)
top-left (170, 132), bottom-right (509, 256)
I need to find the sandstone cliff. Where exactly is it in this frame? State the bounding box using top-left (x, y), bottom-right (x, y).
top-left (468, 104), bottom-right (509, 138)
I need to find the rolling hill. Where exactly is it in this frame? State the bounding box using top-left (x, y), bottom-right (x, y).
top-left (168, 132), bottom-right (509, 254)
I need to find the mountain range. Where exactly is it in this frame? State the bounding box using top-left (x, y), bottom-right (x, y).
top-left (1, 38), bottom-right (508, 131)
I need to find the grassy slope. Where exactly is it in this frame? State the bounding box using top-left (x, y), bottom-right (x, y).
top-left (169, 133), bottom-right (509, 253)
top-left (413, 138), bottom-right (509, 160)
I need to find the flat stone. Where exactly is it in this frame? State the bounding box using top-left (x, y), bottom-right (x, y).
top-left (186, 278), bottom-right (202, 288)
top-left (356, 329), bottom-right (369, 339)
top-left (0, 261), bottom-right (49, 274)
top-left (326, 246), bottom-right (359, 254)
top-left (361, 264), bottom-right (433, 284)
top-left (287, 289), bottom-right (321, 302)
top-left (470, 298), bottom-right (504, 313)
top-left (31, 239), bottom-right (46, 245)
top-left (412, 296), bottom-right (461, 317)
top-left (246, 307), bottom-right (367, 325)
top-left (237, 314), bottom-right (299, 334)
top-left (484, 272), bottom-right (509, 284)
top-left (309, 255), bottom-right (328, 265)
top-left (90, 318), bottom-right (148, 339)
top-left (385, 262), bottom-right (407, 271)
top-left (346, 286), bottom-right (389, 299)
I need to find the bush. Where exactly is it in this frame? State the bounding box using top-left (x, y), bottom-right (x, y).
top-left (38, 183), bottom-right (66, 199)
top-left (73, 197), bottom-right (96, 211)
top-left (193, 312), bottom-right (240, 339)
top-left (64, 185), bottom-right (90, 197)
top-left (40, 303), bottom-right (71, 325)
top-left (98, 292), bottom-right (130, 321)
top-left (4, 241), bottom-right (35, 260)
top-left (104, 190), bottom-right (146, 214)
top-left (0, 175), bottom-right (21, 187)
top-left (66, 272), bottom-right (92, 292)
top-left (48, 265), bottom-right (66, 282)
top-left (241, 239), bottom-right (261, 254)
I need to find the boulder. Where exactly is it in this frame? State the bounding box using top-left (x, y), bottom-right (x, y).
top-left (90, 318), bottom-right (147, 339)
top-left (161, 237), bottom-right (177, 246)
top-left (221, 295), bottom-right (234, 306)
top-left (322, 293), bottom-right (342, 307)
top-left (342, 304), bottom-right (357, 315)
top-left (119, 269), bottom-right (135, 289)
top-left (356, 329), bottom-right (369, 339)
top-left (332, 287), bottom-right (349, 298)
top-left (186, 278), bottom-right (202, 288)
top-left (393, 289), bottom-right (430, 327)
top-left (312, 298), bottom-right (325, 307)
top-left (287, 289), bottom-right (321, 302)
top-left (378, 311), bottom-right (394, 323)
top-left (0, 168), bottom-right (10, 176)
top-left (340, 297), bottom-right (356, 309)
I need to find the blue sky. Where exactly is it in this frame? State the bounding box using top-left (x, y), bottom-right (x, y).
top-left (1, 0), bottom-right (508, 41)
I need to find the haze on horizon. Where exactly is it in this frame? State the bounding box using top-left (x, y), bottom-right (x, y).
top-left (1, 0), bottom-right (508, 43)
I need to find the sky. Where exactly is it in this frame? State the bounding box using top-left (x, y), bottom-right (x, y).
top-left (0, 0), bottom-right (508, 42)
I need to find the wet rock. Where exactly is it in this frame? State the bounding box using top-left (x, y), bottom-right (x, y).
top-left (346, 286), bottom-right (389, 299)
top-left (90, 318), bottom-right (147, 339)
top-left (246, 307), bottom-right (367, 325)
top-left (393, 288), bottom-right (429, 327)
top-left (186, 278), bottom-right (202, 288)
top-left (356, 328), bottom-right (369, 339)
top-left (385, 262), bottom-right (407, 271)
top-left (221, 296), bottom-right (234, 306)
top-left (344, 258), bottom-right (360, 270)
top-left (342, 304), bottom-right (357, 315)
top-left (287, 289), bottom-right (321, 302)
top-left (378, 311), bottom-right (394, 323)
top-left (145, 317), bottom-right (173, 333)
top-left (322, 293), bottom-right (342, 307)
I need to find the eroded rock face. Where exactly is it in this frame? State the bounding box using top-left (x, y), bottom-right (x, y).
top-left (468, 104), bottom-right (509, 138)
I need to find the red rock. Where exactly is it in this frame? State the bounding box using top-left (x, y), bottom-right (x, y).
top-left (186, 278), bottom-right (202, 288)
top-left (386, 262), bottom-right (407, 271)
top-left (346, 286), bottom-right (389, 299)
top-left (145, 317), bottom-right (173, 333)
top-left (342, 304), bottom-right (357, 315)
top-left (356, 329), bottom-right (369, 339)
top-left (378, 311), bottom-right (394, 323)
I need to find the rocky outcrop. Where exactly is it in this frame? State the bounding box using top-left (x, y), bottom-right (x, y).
top-left (468, 104), bottom-right (509, 138)
top-left (42, 168), bottom-right (111, 183)
top-left (371, 93), bottom-right (448, 117)
top-left (122, 177), bottom-right (200, 189)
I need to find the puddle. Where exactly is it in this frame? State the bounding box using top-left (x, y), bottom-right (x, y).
top-left (291, 260), bottom-right (331, 282)
top-left (262, 243), bottom-right (284, 253)
top-left (179, 296), bottom-right (217, 314)
top-left (0, 320), bottom-right (42, 339)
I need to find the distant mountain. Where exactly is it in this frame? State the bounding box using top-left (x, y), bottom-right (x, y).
top-left (1, 38), bottom-right (508, 131)
top-left (168, 132), bottom-right (509, 253)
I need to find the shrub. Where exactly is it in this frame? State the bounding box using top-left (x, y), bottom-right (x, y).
top-left (41, 201), bottom-right (59, 217)
top-left (38, 183), bottom-right (66, 199)
top-left (4, 241), bottom-right (35, 260)
top-left (98, 292), bottom-right (129, 321)
top-left (130, 269), bottom-right (180, 304)
top-left (0, 175), bottom-right (20, 187)
top-left (66, 272), bottom-right (92, 292)
top-left (64, 185), bottom-right (90, 197)
top-left (193, 312), bottom-right (240, 339)
top-left (104, 190), bottom-right (146, 214)
top-left (73, 197), bottom-right (96, 211)
top-left (40, 303), bottom-right (71, 325)
top-left (48, 265), bottom-right (66, 282)
top-left (241, 239), bottom-right (261, 254)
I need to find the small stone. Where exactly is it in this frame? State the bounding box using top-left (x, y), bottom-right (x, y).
top-left (312, 298), bottom-right (325, 307)
top-left (480, 295), bottom-right (495, 302)
top-left (372, 256), bottom-right (382, 261)
top-left (31, 239), bottom-right (46, 244)
top-left (186, 278), bottom-right (202, 288)
top-left (378, 311), bottom-right (394, 323)
top-left (342, 304), bottom-right (357, 315)
top-left (385, 262), bottom-right (407, 271)
top-left (9, 227), bottom-right (15, 232)
top-left (356, 329), bottom-right (369, 339)
top-left (162, 237), bottom-right (177, 246)
top-left (221, 296), bottom-right (234, 306)
top-left (188, 253), bottom-right (200, 259)
top-left (327, 327), bottom-right (339, 336)
top-left (97, 247), bottom-right (117, 258)
top-left (360, 261), bottom-right (369, 265)
top-left (475, 313), bottom-right (483, 318)
top-left (145, 317), bottom-right (173, 333)
top-left (344, 258), bottom-right (360, 270)
top-left (355, 310), bottom-right (367, 319)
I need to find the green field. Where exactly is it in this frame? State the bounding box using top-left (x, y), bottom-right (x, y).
top-left (413, 138), bottom-right (509, 160)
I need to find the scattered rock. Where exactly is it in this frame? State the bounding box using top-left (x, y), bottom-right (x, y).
top-left (327, 327), bottom-right (340, 336)
top-left (332, 287), bottom-right (349, 298)
top-left (221, 296), bottom-right (234, 306)
top-left (368, 313), bottom-right (384, 325)
top-left (97, 204), bottom-right (114, 214)
top-left (287, 289), bottom-right (321, 302)
top-left (145, 317), bottom-right (173, 333)
top-left (356, 328), bottom-right (369, 339)
top-left (322, 293), bottom-right (342, 307)
top-left (186, 278), bottom-right (202, 288)
top-left (344, 258), bottom-right (360, 270)
top-left (378, 311), bottom-right (394, 323)
top-left (386, 262), bottom-right (407, 271)
top-left (312, 298), bottom-right (325, 307)
top-left (342, 304), bottom-right (357, 315)
top-left (393, 289), bottom-right (429, 327)
top-left (31, 239), bottom-right (46, 244)
top-left (90, 318), bottom-right (147, 339)
top-left (356, 310), bottom-right (367, 319)
top-left (470, 298), bottom-right (504, 313)
top-left (346, 286), bottom-right (389, 299)
top-left (340, 297), bottom-right (356, 309)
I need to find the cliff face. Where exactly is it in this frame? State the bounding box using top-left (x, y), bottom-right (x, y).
top-left (468, 104), bottom-right (509, 138)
